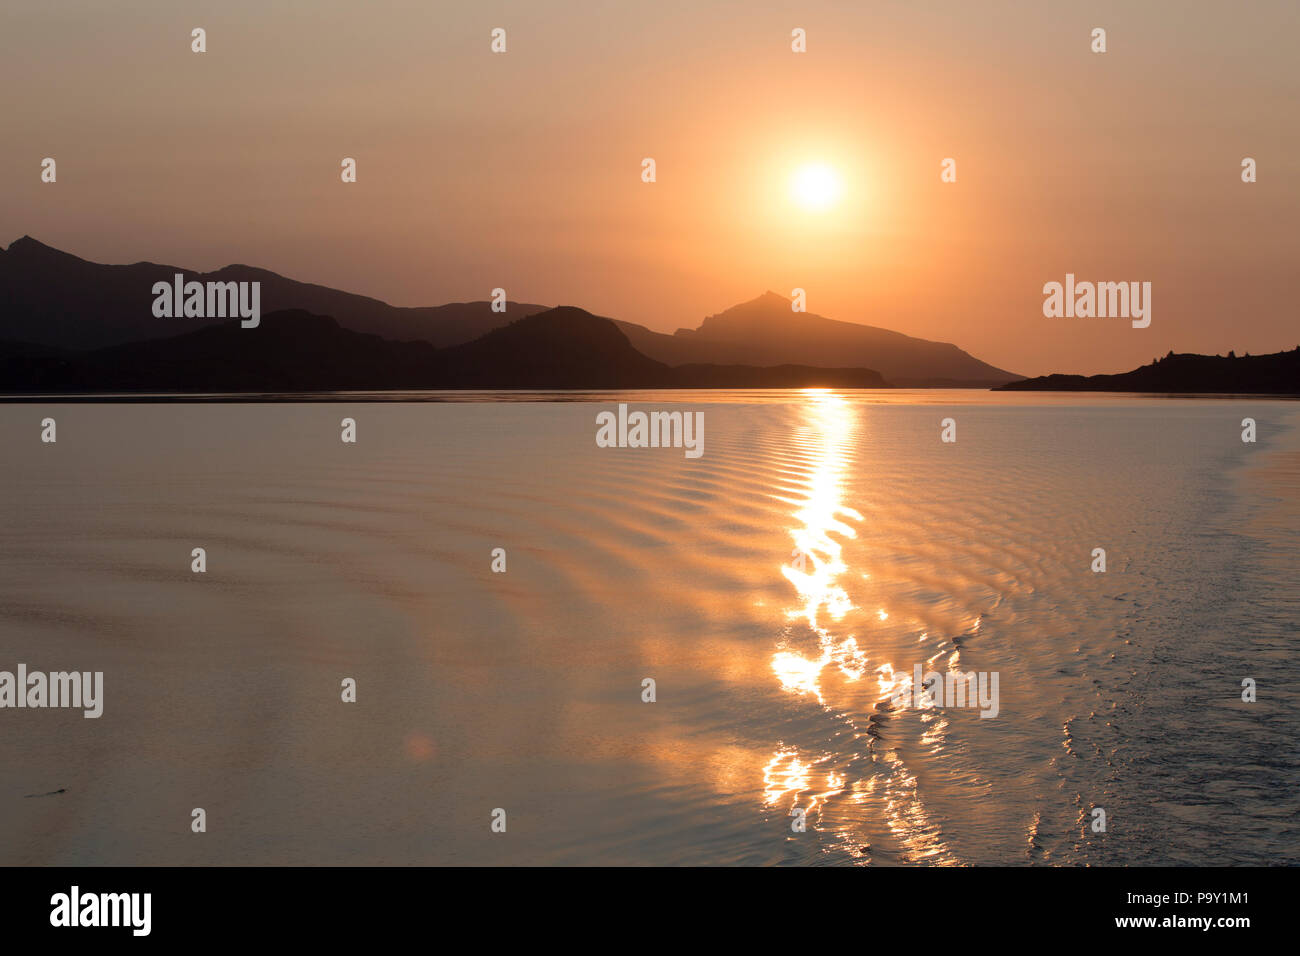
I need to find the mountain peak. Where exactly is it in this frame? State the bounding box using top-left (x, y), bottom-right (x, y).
top-left (6, 235), bottom-right (83, 262)
top-left (497, 305), bottom-right (623, 342)
top-left (733, 290), bottom-right (794, 312)
top-left (8, 235), bottom-right (47, 252)
top-left (439, 304), bottom-right (668, 388)
top-left (656, 291), bottom-right (1021, 384)
top-left (699, 291), bottom-right (813, 331)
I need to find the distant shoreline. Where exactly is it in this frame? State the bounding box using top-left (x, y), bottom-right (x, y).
top-left (997, 348), bottom-right (1300, 395)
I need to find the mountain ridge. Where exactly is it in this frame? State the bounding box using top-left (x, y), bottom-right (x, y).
top-left (0, 236), bottom-right (548, 350)
top-left (1, 237), bottom-right (1018, 386)
top-left (0, 306), bottom-right (890, 393)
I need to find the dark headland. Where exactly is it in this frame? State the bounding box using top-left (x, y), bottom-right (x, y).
top-left (997, 348), bottom-right (1300, 395)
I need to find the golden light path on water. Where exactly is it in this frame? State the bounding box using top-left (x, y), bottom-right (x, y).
top-left (772, 390), bottom-right (866, 700)
top-left (764, 390), bottom-right (955, 863)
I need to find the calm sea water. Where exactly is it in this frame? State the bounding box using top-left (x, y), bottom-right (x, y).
top-left (0, 391), bottom-right (1296, 865)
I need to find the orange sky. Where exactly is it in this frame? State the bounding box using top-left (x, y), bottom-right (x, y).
top-left (2, 0), bottom-right (1297, 376)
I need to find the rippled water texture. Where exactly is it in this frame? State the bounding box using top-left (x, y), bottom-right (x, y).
top-left (0, 392), bottom-right (1296, 865)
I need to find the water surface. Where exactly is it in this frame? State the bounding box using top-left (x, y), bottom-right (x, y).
top-left (1, 391), bottom-right (1296, 865)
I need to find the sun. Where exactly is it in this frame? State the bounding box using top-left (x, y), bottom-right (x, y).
top-left (791, 163), bottom-right (844, 210)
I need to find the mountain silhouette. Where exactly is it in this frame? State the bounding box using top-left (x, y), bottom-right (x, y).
top-left (1, 311), bottom-right (438, 391)
top-left (431, 306), bottom-right (668, 387)
top-left (6, 238), bottom-right (1284, 394)
top-left (1, 238), bottom-right (1010, 386)
top-left (0, 307), bottom-right (888, 393)
top-left (437, 307), bottom-right (888, 388)
top-left (0, 236), bottom-right (546, 350)
top-left (998, 348), bottom-right (1300, 394)
top-left (614, 291), bottom-right (1021, 386)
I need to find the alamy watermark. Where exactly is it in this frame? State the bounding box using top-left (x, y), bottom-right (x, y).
top-left (152, 274), bottom-right (261, 328)
top-left (1043, 274), bottom-right (1150, 328)
top-left (892, 664), bottom-right (1000, 718)
top-left (50, 886), bottom-right (150, 936)
top-left (596, 403), bottom-right (704, 458)
top-left (0, 664), bottom-right (103, 718)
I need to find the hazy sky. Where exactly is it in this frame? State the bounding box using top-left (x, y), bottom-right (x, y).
top-left (2, 0), bottom-right (1297, 376)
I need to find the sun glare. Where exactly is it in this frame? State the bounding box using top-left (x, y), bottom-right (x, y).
top-left (791, 163), bottom-right (843, 210)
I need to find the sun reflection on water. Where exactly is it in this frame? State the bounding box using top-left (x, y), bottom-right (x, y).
top-left (772, 391), bottom-right (867, 700)
top-left (764, 390), bottom-right (955, 864)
